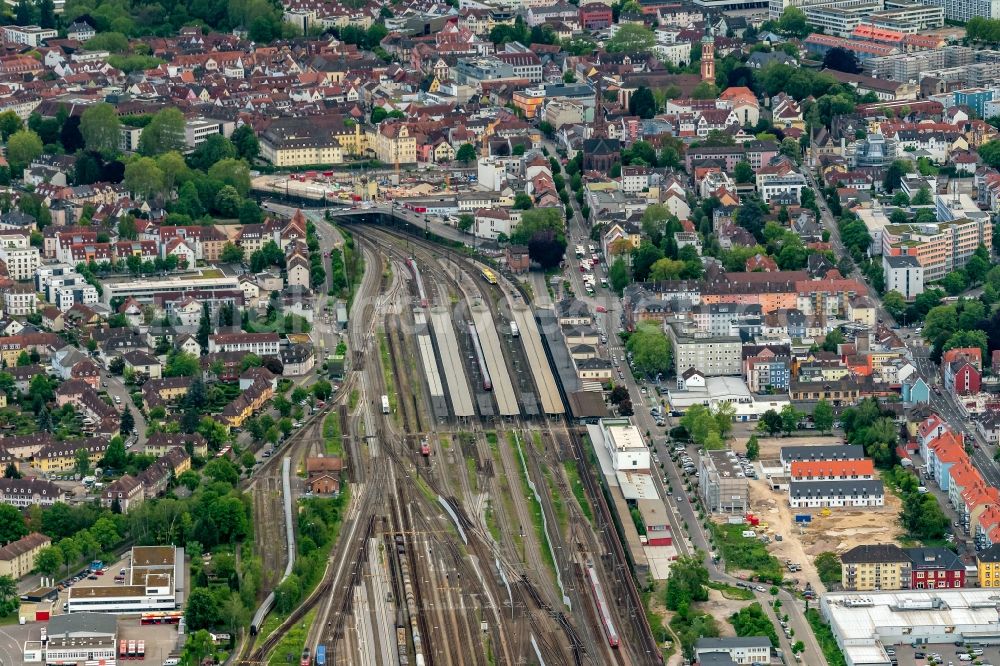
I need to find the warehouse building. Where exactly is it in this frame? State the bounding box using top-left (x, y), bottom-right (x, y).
top-left (822, 589), bottom-right (1000, 666)
top-left (66, 546), bottom-right (184, 614)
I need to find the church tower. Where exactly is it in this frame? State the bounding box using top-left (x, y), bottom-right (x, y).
top-left (700, 25), bottom-right (715, 82)
top-left (593, 78), bottom-right (607, 139)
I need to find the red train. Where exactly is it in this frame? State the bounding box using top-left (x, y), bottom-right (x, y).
top-left (420, 438), bottom-right (431, 456)
top-left (300, 648), bottom-right (311, 666)
top-left (587, 562), bottom-right (620, 648)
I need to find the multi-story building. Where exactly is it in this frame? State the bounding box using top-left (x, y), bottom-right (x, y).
top-left (788, 479), bottom-right (885, 508)
top-left (207, 332), bottom-right (280, 356)
top-left (493, 52), bottom-right (543, 82)
top-left (743, 344), bottom-right (791, 392)
top-left (34, 438), bottom-right (108, 473)
top-left (803, 1), bottom-right (881, 37)
top-left (259, 116), bottom-right (364, 166)
top-left (883, 254), bottom-right (923, 301)
top-left (954, 88), bottom-right (997, 118)
top-left (0, 244), bottom-right (39, 281)
top-left (599, 418), bottom-right (651, 471)
top-left (699, 449), bottom-right (749, 513)
top-left (842, 545), bottom-right (966, 590)
top-left (789, 459), bottom-right (876, 481)
top-left (694, 637), bottom-right (771, 665)
top-left (66, 545), bottom-right (182, 613)
top-left (0, 532), bottom-right (50, 580)
top-left (930, 0), bottom-right (1000, 23)
top-left (1, 25), bottom-right (56, 46)
top-left (882, 215), bottom-right (992, 283)
top-left (3, 283), bottom-right (36, 316)
top-left (368, 122), bottom-right (417, 166)
top-left (0, 477), bottom-right (65, 507)
top-left (667, 321), bottom-right (743, 378)
top-left (977, 543), bottom-right (1000, 587)
top-left (841, 544), bottom-right (910, 591)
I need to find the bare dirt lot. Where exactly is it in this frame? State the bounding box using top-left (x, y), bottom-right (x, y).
top-left (747, 475), bottom-right (904, 594)
top-left (732, 435), bottom-right (844, 460)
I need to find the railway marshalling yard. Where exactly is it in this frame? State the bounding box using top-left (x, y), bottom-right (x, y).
top-left (240, 219), bottom-right (663, 666)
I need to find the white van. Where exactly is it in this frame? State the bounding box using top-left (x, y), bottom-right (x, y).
top-left (742, 530), bottom-right (757, 538)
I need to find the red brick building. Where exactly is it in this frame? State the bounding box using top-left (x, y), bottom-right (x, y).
top-left (579, 3), bottom-right (612, 29)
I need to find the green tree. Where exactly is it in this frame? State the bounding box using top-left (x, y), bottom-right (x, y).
top-left (0, 505), bottom-right (27, 546)
top-left (204, 458), bottom-right (239, 486)
top-left (103, 436), bottom-right (128, 468)
top-left (815, 552), bottom-right (842, 585)
top-left (609, 258), bottom-right (630, 292)
top-left (733, 161), bottom-right (754, 184)
top-left (181, 629), bottom-right (214, 666)
top-left (883, 290), bottom-right (906, 321)
top-left (759, 409), bottom-right (782, 436)
top-left (628, 86), bottom-right (657, 119)
top-left (230, 124), bottom-right (259, 161)
top-left (220, 243), bottom-right (244, 264)
top-left (34, 546), bottom-right (62, 577)
top-left (941, 270), bottom-right (968, 296)
top-left (813, 399), bottom-right (834, 434)
top-left (124, 157), bottom-right (165, 201)
top-left (780, 404), bottom-right (801, 435)
top-left (80, 103), bottom-right (121, 157)
top-left (606, 24), bottom-right (656, 52)
top-left (777, 7), bottom-right (810, 38)
top-left (74, 448), bottom-right (90, 477)
top-left (165, 351), bottom-right (200, 377)
top-left (208, 158), bottom-right (251, 197)
top-left (0, 111), bottom-right (22, 141)
top-left (746, 435), bottom-right (760, 461)
top-left (185, 588), bottom-right (221, 631)
top-left (189, 134), bottom-right (236, 172)
top-left (455, 143), bottom-right (476, 163)
top-left (664, 556), bottom-right (709, 611)
top-left (821, 328), bottom-right (845, 352)
top-left (6, 129), bottom-right (43, 174)
top-left (513, 192), bottom-right (533, 210)
top-left (626, 324), bottom-right (672, 377)
top-left (138, 108), bottom-right (186, 156)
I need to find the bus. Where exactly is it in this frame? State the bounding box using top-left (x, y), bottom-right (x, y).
top-left (128, 641), bottom-right (136, 659)
top-left (381, 395), bottom-right (390, 414)
top-left (481, 267), bottom-right (498, 285)
top-left (119, 641), bottom-right (127, 660)
top-left (575, 245), bottom-right (585, 257)
top-left (137, 641), bottom-right (145, 660)
top-left (140, 611), bottom-right (184, 625)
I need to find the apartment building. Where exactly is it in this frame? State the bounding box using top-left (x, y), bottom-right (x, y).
top-left (3, 283), bottom-right (36, 316)
top-left (0, 532), bottom-right (50, 580)
top-left (788, 479), bottom-right (885, 508)
top-left (882, 216), bottom-right (992, 282)
top-left (841, 544), bottom-right (910, 591)
top-left (789, 459), bottom-right (876, 481)
top-left (977, 543), bottom-right (1000, 587)
top-left (1, 25), bottom-right (56, 46)
top-left (0, 244), bottom-right (39, 281)
top-left (930, 0), bottom-right (1000, 23)
top-left (207, 332), bottom-right (280, 356)
top-left (699, 450), bottom-right (749, 514)
top-left (0, 477), bottom-right (65, 507)
top-left (883, 254), bottom-right (924, 300)
top-left (667, 321), bottom-right (742, 378)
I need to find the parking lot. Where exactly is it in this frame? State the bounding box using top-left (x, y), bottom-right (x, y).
top-left (890, 643), bottom-right (1000, 665)
top-left (53, 553), bottom-right (133, 614)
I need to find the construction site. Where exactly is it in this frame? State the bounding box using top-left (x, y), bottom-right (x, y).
top-left (733, 435), bottom-right (906, 595)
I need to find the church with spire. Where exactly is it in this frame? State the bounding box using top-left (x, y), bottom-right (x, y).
top-left (582, 77), bottom-right (621, 172)
top-left (701, 24), bottom-right (715, 82)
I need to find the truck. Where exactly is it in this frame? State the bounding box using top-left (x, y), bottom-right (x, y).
top-left (381, 395), bottom-right (390, 414)
top-left (510, 321), bottom-right (519, 338)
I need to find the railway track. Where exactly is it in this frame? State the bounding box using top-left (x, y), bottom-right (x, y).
top-left (321, 222), bottom-right (661, 663)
